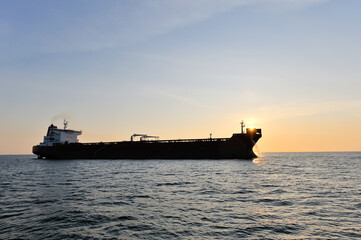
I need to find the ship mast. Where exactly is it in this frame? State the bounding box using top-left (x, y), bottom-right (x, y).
top-left (64, 119), bottom-right (68, 130)
top-left (241, 121), bottom-right (245, 134)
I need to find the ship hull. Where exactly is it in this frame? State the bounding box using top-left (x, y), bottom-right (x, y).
top-left (33, 133), bottom-right (261, 160)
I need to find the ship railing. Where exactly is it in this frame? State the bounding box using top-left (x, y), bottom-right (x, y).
top-left (81, 137), bottom-right (229, 145)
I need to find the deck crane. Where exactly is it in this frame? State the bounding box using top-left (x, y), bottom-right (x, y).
top-left (131, 134), bottom-right (159, 142)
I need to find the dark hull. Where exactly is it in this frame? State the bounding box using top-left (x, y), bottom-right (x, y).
top-left (33, 133), bottom-right (261, 160)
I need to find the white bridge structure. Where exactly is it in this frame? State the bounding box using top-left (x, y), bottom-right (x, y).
top-left (40, 120), bottom-right (82, 146)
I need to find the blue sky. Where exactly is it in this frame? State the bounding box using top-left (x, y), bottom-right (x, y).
top-left (1, 0), bottom-right (361, 153)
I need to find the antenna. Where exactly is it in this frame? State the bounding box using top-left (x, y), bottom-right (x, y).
top-left (241, 121), bottom-right (245, 134)
top-left (64, 119), bottom-right (68, 130)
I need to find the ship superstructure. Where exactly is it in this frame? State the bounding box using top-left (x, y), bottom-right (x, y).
top-left (39, 120), bottom-right (82, 146)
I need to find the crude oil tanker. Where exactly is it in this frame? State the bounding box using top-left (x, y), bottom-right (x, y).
top-left (33, 121), bottom-right (262, 160)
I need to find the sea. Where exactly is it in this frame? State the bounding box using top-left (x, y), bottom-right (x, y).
top-left (1, 152), bottom-right (360, 239)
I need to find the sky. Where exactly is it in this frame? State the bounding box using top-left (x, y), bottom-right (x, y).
top-left (1, 0), bottom-right (361, 154)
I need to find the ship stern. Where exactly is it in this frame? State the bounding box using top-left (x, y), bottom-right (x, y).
top-left (32, 145), bottom-right (43, 159)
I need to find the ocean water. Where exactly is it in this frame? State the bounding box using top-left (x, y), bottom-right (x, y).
top-left (1, 153), bottom-right (360, 239)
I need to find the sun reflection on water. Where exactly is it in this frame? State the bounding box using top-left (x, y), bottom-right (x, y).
top-left (252, 157), bottom-right (268, 166)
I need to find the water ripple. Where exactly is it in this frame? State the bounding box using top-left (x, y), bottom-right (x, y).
top-left (0, 153), bottom-right (360, 239)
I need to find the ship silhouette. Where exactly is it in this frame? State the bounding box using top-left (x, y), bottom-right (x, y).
top-left (33, 121), bottom-right (262, 159)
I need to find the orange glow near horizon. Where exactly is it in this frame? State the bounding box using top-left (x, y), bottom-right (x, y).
top-left (1, 115), bottom-right (361, 154)
top-left (254, 117), bottom-right (361, 153)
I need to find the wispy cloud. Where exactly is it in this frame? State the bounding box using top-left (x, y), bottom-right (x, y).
top-left (251, 100), bottom-right (361, 121)
top-left (50, 0), bottom-right (250, 52)
top-left (144, 86), bottom-right (209, 109)
top-left (251, 0), bottom-right (329, 11)
top-left (0, 0), bottom-right (247, 56)
top-left (0, 0), bottom-right (329, 57)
